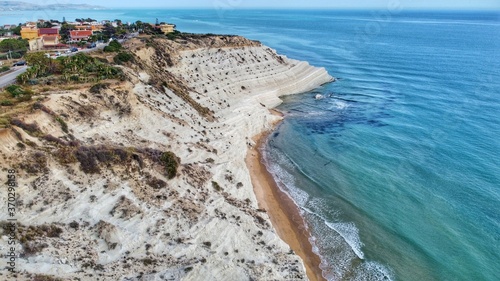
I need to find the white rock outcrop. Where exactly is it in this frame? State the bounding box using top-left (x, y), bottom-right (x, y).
top-left (0, 35), bottom-right (333, 281)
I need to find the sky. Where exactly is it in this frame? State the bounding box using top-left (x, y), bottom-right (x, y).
top-left (11, 0), bottom-right (500, 10)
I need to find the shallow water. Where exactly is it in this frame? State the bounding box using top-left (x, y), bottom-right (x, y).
top-left (259, 10), bottom-right (500, 281)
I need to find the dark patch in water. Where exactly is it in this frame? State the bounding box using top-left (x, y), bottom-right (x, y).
top-left (281, 86), bottom-right (397, 139)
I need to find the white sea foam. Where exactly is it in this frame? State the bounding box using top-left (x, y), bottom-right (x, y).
top-left (261, 147), bottom-right (309, 206)
top-left (351, 261), bottom-right (395, 281)
top-left (262, 138), bottom-right (393, 281)
top-left (326, 221), bottom-right (365, 260)
top-left (334, 100), bottom-right (350, 110)
top-left (306, 198), bottom-right (342, 220)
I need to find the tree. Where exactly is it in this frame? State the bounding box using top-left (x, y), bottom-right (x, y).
top-left (0, 38), bottom-right (28, 56)
top-left (103, 23), bottom-right (116, 38)
top-left (23, 52), bottom-right (57, 77)
top-left (135, 20), bottom-right (144, 31)
top-left (12, 24), bottom-right (21, 36)
top-left (37, 21), bottom-right (53, 28)
top-left (113, 52), bottom-right (133, 64)
top-left (104, 40), bottom-right (122, 52)
top-left (59, 23), bottom-right (75, 42)
top-left (89, 35), bottom-right (99, 43)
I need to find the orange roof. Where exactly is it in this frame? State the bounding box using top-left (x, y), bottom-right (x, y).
top-left (70, 30), bottom-right (93, 38)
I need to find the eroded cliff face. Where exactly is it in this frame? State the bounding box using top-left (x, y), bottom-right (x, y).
top-left (0, 35), bottom-right (333, 281)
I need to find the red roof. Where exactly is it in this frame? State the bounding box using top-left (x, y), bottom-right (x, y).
top-left (70, 30), bottom-right (92, 39)
top-left (38, 28), bottom-right (59, 35)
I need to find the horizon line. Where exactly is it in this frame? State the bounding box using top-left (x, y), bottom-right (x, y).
top-left (99, 6), bottom-right (500, 11)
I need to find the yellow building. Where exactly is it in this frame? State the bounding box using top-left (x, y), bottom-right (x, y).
top-left (91, 25), bottom-right (104, 32)
top-left (21, 27), bottom-right (38, 40)
top-left (158, 24), bottom-right (176, 34)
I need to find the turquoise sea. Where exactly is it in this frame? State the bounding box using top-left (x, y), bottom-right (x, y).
top-left (2, 8), bottom-right (499, 281)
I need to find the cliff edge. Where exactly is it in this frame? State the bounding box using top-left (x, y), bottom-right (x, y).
top-left (0, 34), bottom-right (333, 281)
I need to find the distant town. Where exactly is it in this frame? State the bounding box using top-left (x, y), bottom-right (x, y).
top-left (0, 17), bottom-right (176, 62)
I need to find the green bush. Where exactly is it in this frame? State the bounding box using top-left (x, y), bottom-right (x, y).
top-left (160, 151), bottom-right (179, 179)
top-left (5, 85), bottom-right (33, 101)
top-left (0, 65), bottom-right (9, 73)
top-left (17, 52), bottom-right (123, 84)
top-left (113, 52), bottom-right (133, 64)
top-left (166, 30), bottom-right (182, 40)
top-left (109, 40), bottom-right (122, 49)
top-left (103, 40), bottom-right (122, 52)
top-left (6, 85), bottom-right (23, 97)
top-left (103, 45), bottom-right (117, 52)
top-left (0, 100), bottom-right (13, 106)
top-left (212, 181), bottom-right (222, 192)
top-left (55, 117), bottom-right (69, 133)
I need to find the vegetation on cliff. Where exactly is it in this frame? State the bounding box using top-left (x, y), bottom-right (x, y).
top-left (16, 52), bottom-right (123, 84)
top-left (0, 38), bottom-right (28, 59)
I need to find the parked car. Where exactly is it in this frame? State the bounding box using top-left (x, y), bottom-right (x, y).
top-left (12, 61), bottom-right (27, 66)
top-left (88, 43), bottom-right (96, 49)
top-left (70, 47), bottom-right (78, 52)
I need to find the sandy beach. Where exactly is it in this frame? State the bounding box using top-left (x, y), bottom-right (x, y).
top-left (246, 114), bottom-right (325, 281)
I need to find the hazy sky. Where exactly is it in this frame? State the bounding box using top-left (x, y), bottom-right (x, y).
top-left (15, 0), bottom-right (500, 10)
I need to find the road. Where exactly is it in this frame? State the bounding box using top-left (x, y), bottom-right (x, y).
top-left (0, 66), bottom-right (28, 89)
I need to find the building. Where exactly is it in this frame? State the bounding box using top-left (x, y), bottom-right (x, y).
top-left (75, 25), bottom-right (92, 31)
top-left (20, 27), bottom-right (38, 40)
top-left (28, 38), bottom-right (43, 51)
top-left (69, 30), bottom-right (93, 42)
top-left (91, 25), bottom-right (104, 32)
top-left (41, 35), bottom-right (59, 47)
top-left (75, 24), bottom-right (105, 32)
top-left (38, 28), bottom-right (59, 38)
top-left (156, 24), bottom-right (176, 34)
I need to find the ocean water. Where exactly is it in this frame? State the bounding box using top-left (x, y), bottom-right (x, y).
top-left (256, 10), bottom-right (500, 281)
top-left (3, 8), bottom-right (499, 281)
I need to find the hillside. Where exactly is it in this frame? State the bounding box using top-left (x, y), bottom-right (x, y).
top-left (0, 34), bottom-right (333, 280)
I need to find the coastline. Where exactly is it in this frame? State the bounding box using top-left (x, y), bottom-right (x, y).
top-left (245, 110), bottom-right (325, 281)
top-left (0, 34), bottom-right (335, 280)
